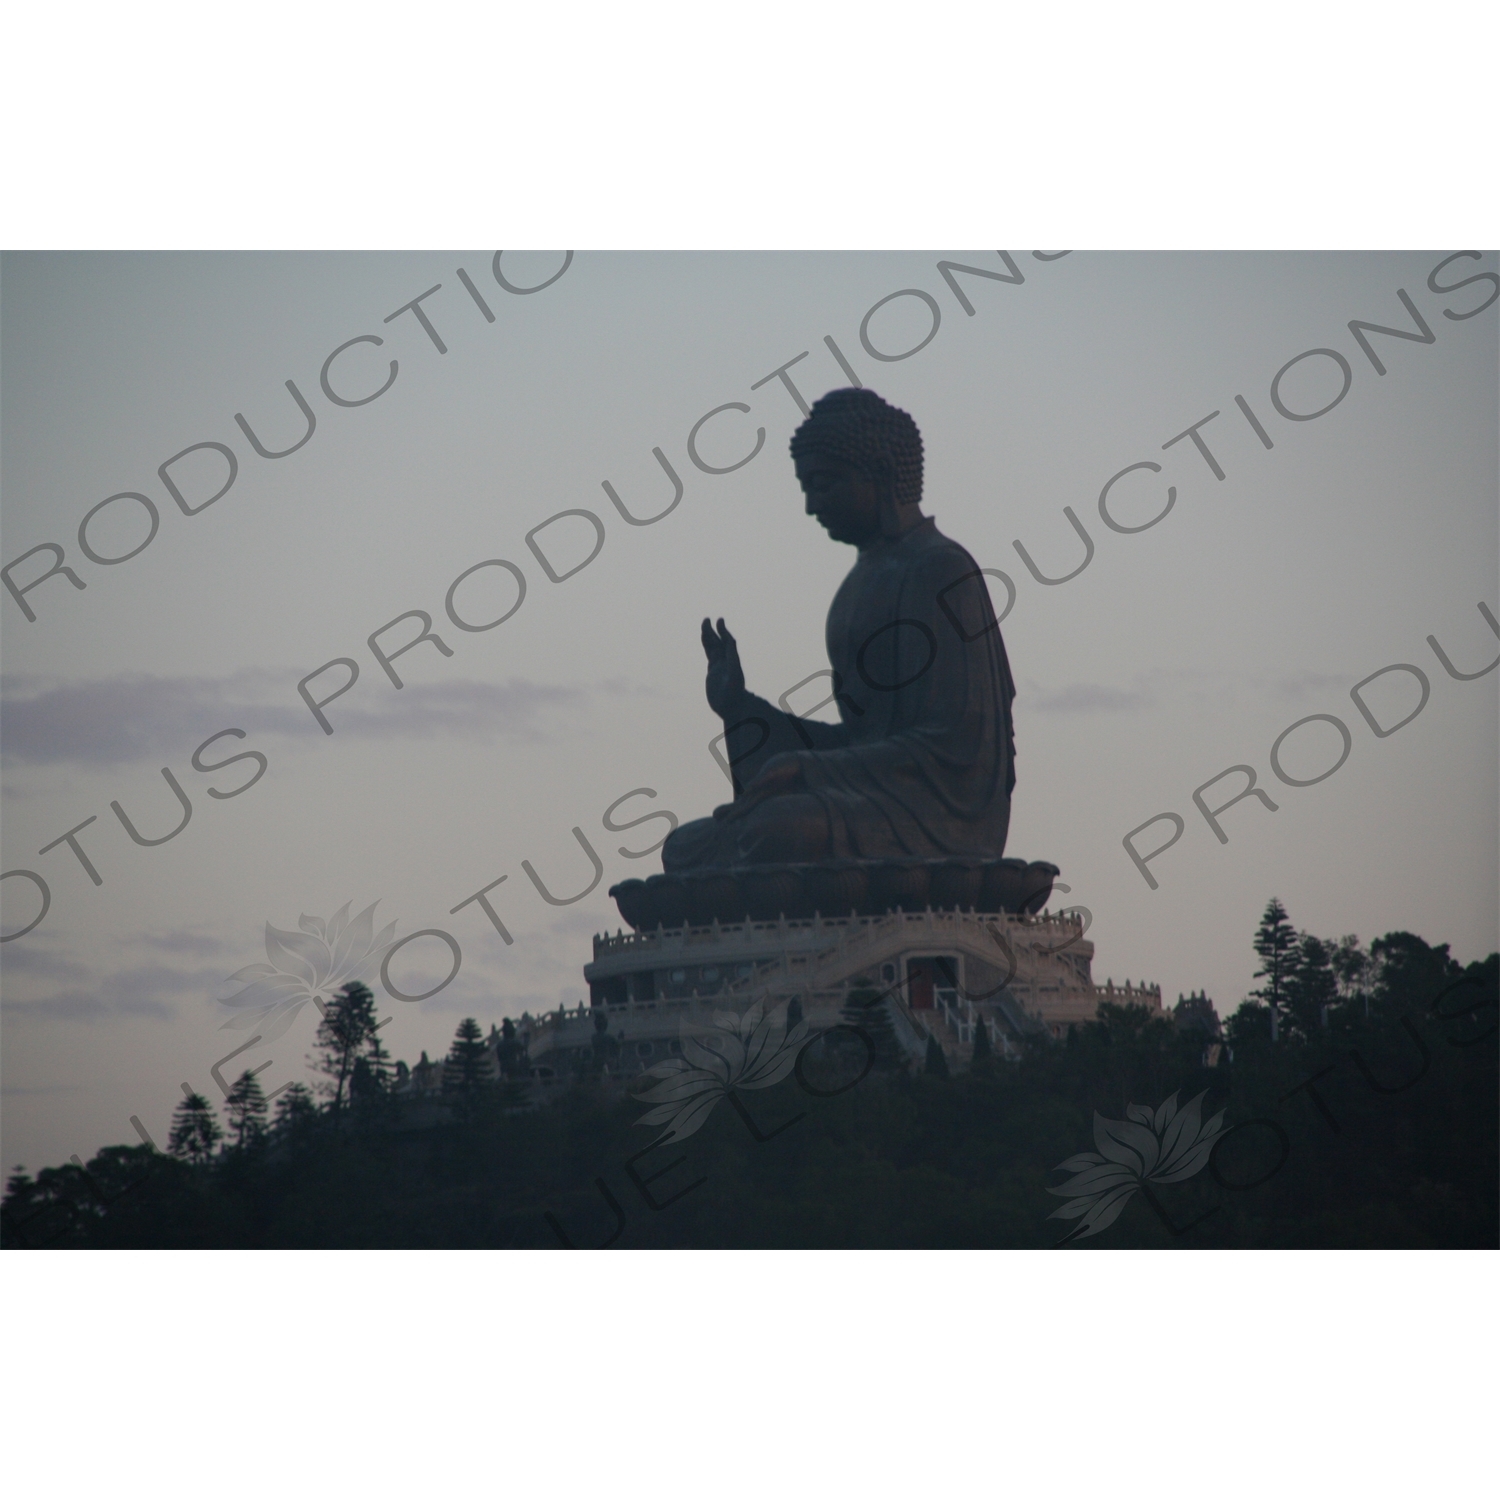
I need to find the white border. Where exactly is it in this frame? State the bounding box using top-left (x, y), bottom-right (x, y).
top-left (2, 3), bottom-right (1497, 247)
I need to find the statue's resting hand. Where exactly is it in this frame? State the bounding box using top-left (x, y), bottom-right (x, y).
top-left (701, 616), bottom-right (746, 717)
top-left (714, 752), bottom-right (803, 821)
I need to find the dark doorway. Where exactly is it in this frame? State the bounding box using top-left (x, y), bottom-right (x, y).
top-left (906, 956), bottom-right (959, 1009)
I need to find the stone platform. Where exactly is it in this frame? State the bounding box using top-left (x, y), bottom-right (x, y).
top-left (523, 905), bottom-right (1161, 1079)
top-left (608, 856), bottom-right (1061, 932)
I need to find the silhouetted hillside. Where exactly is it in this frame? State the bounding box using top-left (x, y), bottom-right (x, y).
top-left (5, 925), bottom-right (1494, 1250)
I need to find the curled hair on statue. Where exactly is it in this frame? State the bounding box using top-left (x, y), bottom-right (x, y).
top-left (790, 388), bottom-right (925, 524)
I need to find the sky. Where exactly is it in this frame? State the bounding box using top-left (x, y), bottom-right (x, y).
top-left (2, 249), bottom-right (1496, 1174)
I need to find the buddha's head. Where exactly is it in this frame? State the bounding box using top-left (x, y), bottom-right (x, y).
top-left (790, 388), bottom-right (924, 546)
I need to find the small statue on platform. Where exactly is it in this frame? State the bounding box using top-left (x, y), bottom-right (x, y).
top-left (662, 387), bottom-right (1018, 871)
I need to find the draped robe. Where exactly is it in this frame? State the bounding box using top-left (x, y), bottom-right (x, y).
top-left (662, 516), bottom-right (1016, 868)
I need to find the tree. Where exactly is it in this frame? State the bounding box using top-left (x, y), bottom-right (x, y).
top-left (924, 1033), bottom-right (950, 1077)
top-left (1088, 1002), bottom-right (1175, 1047)
top-left (1371, 931), bottom-right (1459, 1001)
top-left (842, 987), bottom-right (902, 1070)
top-left (1224, 999), bottom-right (1273, 1050)
top-left (1330, 934), bottom-right (1370, 1012)
top-left (971, 1014), bottom-right (993, 1068)
top-left (581, 1010), bottom-right (621, 1078)
top-left (1, 1169), bottom-right (44, 1248)
top-left (272, 1082), bottom-right (318, 1133)
top-left (0, 1161), bottom-right (98, 1248)
top-left (314, 981), bottom-right (383, 1113)
top-left (364, 1010), bottom-right (394, 1094)
top-left (1283, 934), bottom-right (1338, 1040)
top-left (168, 1092), bottom-right (222, 1164)
top-left (349, 1056), bottom-right (375, 1102)
top-left (224, 1070), bottom-right (268, 1148)
top-left (1250, 898), bottom-right (1298, 1042)
top-left (496, 1017), bottom-right (524, 1078)
top-left (446, 1017), bottom-right (492, 1092)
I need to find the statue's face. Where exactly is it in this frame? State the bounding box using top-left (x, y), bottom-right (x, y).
top-left (795, 452), bottom-right (882, 546)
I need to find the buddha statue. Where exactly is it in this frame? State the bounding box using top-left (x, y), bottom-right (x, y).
top-left (660, 387), bottom-right (1018, 872)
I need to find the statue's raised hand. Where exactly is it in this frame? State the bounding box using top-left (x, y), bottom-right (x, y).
top-left (701, 617), bottom-right (746, 717)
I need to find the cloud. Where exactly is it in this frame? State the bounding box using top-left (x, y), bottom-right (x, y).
top-left (133, 930), bottom-right (235, 958)
top-left (547, 905), bottom-right (624, 939)
top-left (1273, 670), bottom-right (1349, 700)
top-left (4, 960), bottom-right (223, 1023)
top-left (418, 991), bottom-right (538, 1019)
top-left (104, 963), bottom-right (220, 1016)
top-left (0, 943), bottom-right (93, 984)
top-left (1024, 681), bottom-right (1155, 714)
top-left (0, 669), bottom-right (592, 767)
top-left (10, 989), bottom-right (115, 1021)
top-left (395, 964), bottom-right (535, 1018)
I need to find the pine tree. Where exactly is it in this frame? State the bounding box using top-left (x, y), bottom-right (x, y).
top-left (364, 1012), bottom-right (393, 1093)
top-left (168, 1091), bottom-right (222, 1164)
top-left (446, 1017), bottom-right (491, 1092)
top-left (971, 1014), bottom-right (993, 1068)
top-left (842, 987), bottom-right (902, 1070)
top-left (497, 1017), bottom-right (523, 1078)
top-left (349, 1056), bottom-right (376, 1103)
top-left (924, 1033), bottom-right (950, 1077)
top-left (1251, 898), bottom-right (1298, 1043)
top-left (224, 1070), bottom-right (268, 1147)
top-left (315, 981), bottom-right (382, 1112)
top-left (1284, 934), bottom-right (1338, 1039)
top-left (272, 1082), bottom-right (318, 1133)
